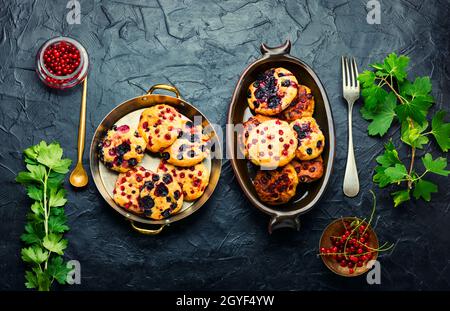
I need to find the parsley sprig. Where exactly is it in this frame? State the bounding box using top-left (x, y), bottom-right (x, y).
top-left (16, 141), bottom-right (72, 291)
top-left (358, 53), bottom-right (450, 206)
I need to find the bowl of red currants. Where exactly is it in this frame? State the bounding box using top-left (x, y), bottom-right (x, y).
top-left (36, 36), bottom-right (89, 89)
top-left (319, 217), bottom-right (379, 277)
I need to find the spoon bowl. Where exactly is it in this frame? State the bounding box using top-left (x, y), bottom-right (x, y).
top-left (70, 162), bottom-right (88, 187)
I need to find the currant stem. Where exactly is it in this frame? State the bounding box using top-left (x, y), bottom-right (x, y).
top-left (408, 146), bottom-right (416, 189)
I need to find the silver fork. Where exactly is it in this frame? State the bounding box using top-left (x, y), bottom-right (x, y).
top-left (342, 56), bottom-right (360, 197)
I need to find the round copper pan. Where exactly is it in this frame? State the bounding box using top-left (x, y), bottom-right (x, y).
top-left (90, 84), bottom-right (222, 235)
top-left (227, 40), bottom-right (335, 233)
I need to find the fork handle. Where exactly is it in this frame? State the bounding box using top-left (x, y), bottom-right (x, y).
top-left (343, 103), bottom-right (360, 197)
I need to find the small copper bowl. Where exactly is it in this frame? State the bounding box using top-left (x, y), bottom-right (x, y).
top-left (319, 217), bottom-right (379, 277)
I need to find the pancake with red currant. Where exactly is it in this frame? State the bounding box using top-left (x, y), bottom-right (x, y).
top-left (253, 163), bottom-right (299, 205)
top-left (291, 117), bottom-right (325, 161)
top-left (157, 160), bottom-right (210, 201)
top-left (139, 172), bottom-right (183, 220)
top-left (291, 156), bottom-right (324, 183)
top-left (138, 104), bottom-right (183, 153)
top-left (246, 119), bottom-right (298, 168)
top-left (247, 67), bottom-right (298, 116)
top-left (160, 119), bottom-right (209, 167)
top-left (98, 124), bottom-right (146, 172)
top-left (113, 166), bottom-right (154, 214)
top-left (238, 114), bottom-right (274, 158)
top-left (280, 84), bottom-right (315, 121)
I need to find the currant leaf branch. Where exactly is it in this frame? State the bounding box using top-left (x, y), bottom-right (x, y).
top-left (358, 53), bottom-right (450, 206)
top-left (16, 141), bottom-right (72, 291)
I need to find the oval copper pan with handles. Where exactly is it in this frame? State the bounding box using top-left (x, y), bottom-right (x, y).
top-left (227, 40), bottom-right (335, 233)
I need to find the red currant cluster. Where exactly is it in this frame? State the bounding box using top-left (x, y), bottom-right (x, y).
top-left (43, 41), bottom-right (80, 77)
top-left (320, 220), bottom-right (375, 275)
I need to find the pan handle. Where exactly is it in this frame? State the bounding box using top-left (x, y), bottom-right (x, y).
top-left (260, 40), bottom-right (291, 56)
top-left (130, 220), bottom-right (166, 235)
top-left (268, 214), bottom-right (300, 234)
top-left (147, 84), bottom-right (181, 99)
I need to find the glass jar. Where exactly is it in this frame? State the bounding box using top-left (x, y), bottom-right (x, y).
top-left (36, 36), bottom-right (89, 89)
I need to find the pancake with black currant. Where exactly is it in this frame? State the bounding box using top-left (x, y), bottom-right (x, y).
top-left (253, 163), bottom-right (299, 205)
top-left (158, 160), bottom-right (210, 201)
top-left (291, 156), bottom-right (324, 183)
top-left (247, 67), bottom-right (298, 116)
top-left (246, 119), bottom-right (298, 168)
top-left (160, 119), bottom-right (209, 167)
top-left (280, 84), bottom-right (315, 121)
top-left (138, 104), bottom-right (183, 153)
top-left (139, 172), bottom-right (183, 220)
top-left (238, 114), bottom-right (274, 158)
top-left (113, 166), bottom-right (153, 214)
top-left (98, 124), bottom-right (146, 172)
top-left (290, 117), bottom-right (325, 160)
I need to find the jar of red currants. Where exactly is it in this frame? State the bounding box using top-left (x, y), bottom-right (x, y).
top-left (36, 37), bottom-right (89, 89)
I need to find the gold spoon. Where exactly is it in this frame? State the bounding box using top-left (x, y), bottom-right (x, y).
top-left (69, 77), bottom-right (89, 187)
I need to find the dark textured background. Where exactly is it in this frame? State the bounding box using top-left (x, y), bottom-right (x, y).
top-left (0, 0), bottom-right (449, 291)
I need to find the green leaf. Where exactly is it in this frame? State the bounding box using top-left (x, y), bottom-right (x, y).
top-left (376, 141), bottom-right (402, 167)
top-left (370, 62), bottom-right (384, 71)
top-left (50, 206), bottom-right (65, 216)
top-left (394, 97), bottom-right (429, 124)
top-left (33, 267), bottom-right (51, 291)
top-left (396, 77), bottom-right (434, 125)
top-left (403, 76), bottom-right (432, 96)
top-left (431, 110), bottom-right (450, 152)
top-left (47, 172), bottom-right (65, 189)
top-left (21, 246), bottom-right (49, 264)
top-left (383, 53), bottom-right (409, 82)
top-left (401, 120), bottom-right (429, 149)
top-left (361, 92), bottom-right (397, 136)
top-left (23, 142), bottom-right (44, 161)
top-left (373, 141), bottom-right (405, 188)
top-left (384, 163), bottom-right (408, 183)
top-left (26, 164), bottom-right (46, 182)
top-left (421, 153), bottom-right (449, 176)
top-left (361, 85), bottom-right (388, 112)
top-left (47, 256), bottom-right (70, 284)
top-left (391, 189), bottom-right (410, 207)
top-left (413, 179), bottom-right (438, 202)
top-left (36, 142), bottom-right (63, 168)
top-left (25, 270), bottom-right (38, 289)
top-left (48, 214), bottom-right (69, 233)
top-left (21, 223), bottom-right (43, 245)
top-left (373, 166), bottom-right (392, 188)
top-left (51, 158), bottom-right (72, 174)
top-left (26, 185), bottom-right (43, 201)
top-left (16, 171), bottom-right (36, 185)
top-left (48, 188), bottom-right (67, 208)
top-left (43, 234), bottom-right (67, 255)
top-left (375, 70), bottom-right (389, 78)
top-left (358, 70), bottom-right (376, 87)
top-left (30, 202), bottom-right (43, 215)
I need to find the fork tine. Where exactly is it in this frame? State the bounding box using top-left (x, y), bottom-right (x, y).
top-left (352, 57), bottom-right (360, 89)
top-left (349, 57), bottom-right (356, 88)
top-left (341, 56), bottom-right (346, 89)
top-left (344, 56), bottom-right (350, 88)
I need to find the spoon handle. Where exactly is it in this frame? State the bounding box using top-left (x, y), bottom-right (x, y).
top-left (76, 77), bottom-right (87, 164)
